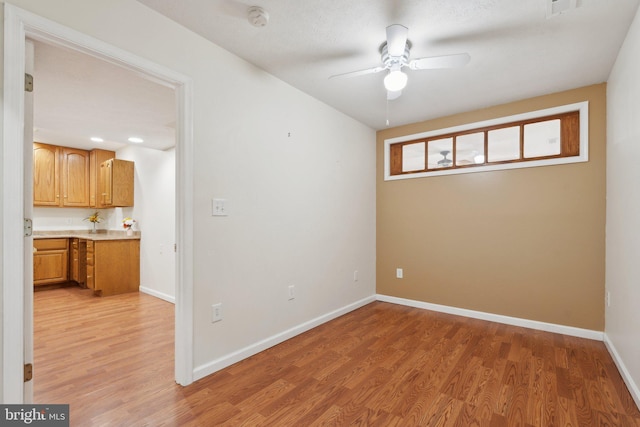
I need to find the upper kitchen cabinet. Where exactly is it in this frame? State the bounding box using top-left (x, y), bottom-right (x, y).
top-left (100, 159), bottom-right (134, 207)
top-left (33, 143), bottom-right (90, 207)
top-left (33, 143), bottom-right (60, 206)
top-left (90, 149), bottom-right (116, 208)
top-left (61, 147), bottom-right (90, 207)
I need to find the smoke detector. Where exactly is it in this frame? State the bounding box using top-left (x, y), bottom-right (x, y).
top-left (248, 6), bottom-right (269, 27)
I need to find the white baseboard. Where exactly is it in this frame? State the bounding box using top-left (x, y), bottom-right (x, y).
top-left (139, 286), bottom-right (175, 304)
top-left (192, 295), bottom-right (376, 381)
top-left (604, 334), bottom-right (640, 410)
top-left (376, 294), bottom-right (604, 341)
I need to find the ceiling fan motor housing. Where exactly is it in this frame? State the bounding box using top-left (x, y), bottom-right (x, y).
top-left (381, 43), bottom-right (411, 69)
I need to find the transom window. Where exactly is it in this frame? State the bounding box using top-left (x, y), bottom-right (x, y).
top-left (385, 102), bottom-right (588, 180)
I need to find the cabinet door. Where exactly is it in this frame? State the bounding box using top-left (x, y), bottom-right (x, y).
top-left (33, 143), bottom-right (60, 206)
top-left (90, 149), bottom-right (115, 208)
top-left (33, 251), bottom-right (68, 285)
top-left (61, 148), bottom-right (90, 207)
top-left (33, 239), bottom-right (69, 286)
top-left (111, 159), bottom-right (134, 206)
top-left (100, 159), bottom-right (113, 206)
top-left (100, 159), bottom-right (134, 207)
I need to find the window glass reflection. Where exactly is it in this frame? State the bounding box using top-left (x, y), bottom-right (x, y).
top-left (402, 142), bottom-right (425, 172)
top-left (456, 132), bottom-right (485, 165)
top-left (524, 119), bottom-right (561, 158)
top-left (488, 126), bottom-right (520, 162)
top-left (427, 138), bottom-right (454, 169)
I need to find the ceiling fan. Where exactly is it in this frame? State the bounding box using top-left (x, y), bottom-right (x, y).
top-left (437, 150), bottom-right (453, 167)
top-left (330, 24), bottom-right (470, 100)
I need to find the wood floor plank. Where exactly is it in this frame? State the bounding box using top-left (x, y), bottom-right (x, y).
top-left (34, 288), bottom-right (640, 426)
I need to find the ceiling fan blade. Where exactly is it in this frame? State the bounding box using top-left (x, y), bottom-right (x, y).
top-left (387, 89), bottom-right (402, 101)
top-left (386, 24), bottom-right (408, 57)
top-left (329, 65), bottom-right (386, 79)
top-left (409, 53), bottom-right (470, 70)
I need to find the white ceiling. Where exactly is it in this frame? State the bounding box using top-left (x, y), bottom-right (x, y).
top-left (32, 40), bottom-right (176, 152)
top-left (136, 0), bottom-right (640, 130)
top-left (32, 0), bottom-right (640, 149)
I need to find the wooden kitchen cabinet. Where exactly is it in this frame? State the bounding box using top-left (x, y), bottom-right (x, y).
top-left (91, 239), bottom-right (140, 296)
top-left (86, 240), bottom-right (95, 290)
top-left (33, 238), bottom-right (69, 286)
top-left (100, 159), bottom-right (134, 207)
top-left (70, 238), bottom-right (87, 286)
top-left (61, 147), bottom-right (90, 207)
top-left (33, 143), bottom-right (90, 207)
top-left (90, 149), bottom-right (116, 208)
top-left (33, 143), bottom-right (60, 206)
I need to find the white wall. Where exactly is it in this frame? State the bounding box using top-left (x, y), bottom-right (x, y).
top-left (117, 146), bottom-right (176, 301)
top-left (0, 0), bottom-right (376, 382)
top-left (33, 206), bottom-right (115, 231)
top-left (606, 4), bottom-right (640, 407)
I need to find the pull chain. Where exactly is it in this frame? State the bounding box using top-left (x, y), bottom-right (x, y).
top-left (386, 98), bottom-right (390, 127)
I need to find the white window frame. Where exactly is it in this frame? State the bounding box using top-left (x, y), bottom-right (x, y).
top-left (384, 101), bottom-right (589, 181)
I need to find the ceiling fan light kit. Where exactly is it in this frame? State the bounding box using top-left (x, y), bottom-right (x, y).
top-left (384, 69), bottom-right (408, 91)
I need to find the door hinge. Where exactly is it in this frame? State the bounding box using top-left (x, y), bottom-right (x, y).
top-left (174, 243), bottom-right (177, 252)
top-left (25, 73), bottom-right (33, 92)
top-left (24, 363), bottom-right (33, 382)
top-left (24, 218), bottom-right (33, 237)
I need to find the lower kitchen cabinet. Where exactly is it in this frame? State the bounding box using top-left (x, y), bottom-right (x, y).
top-left (33, 238), bottom-right (69, 286)
top-left (70, 238), bottom-right (87, 286)
top-left (34, 236), bottom-right (139, 296)
top-left (91, 239), bottom-right (140, 296)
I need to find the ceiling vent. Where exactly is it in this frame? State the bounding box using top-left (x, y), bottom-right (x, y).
top-left (547, 0), bottom-right (583, 18)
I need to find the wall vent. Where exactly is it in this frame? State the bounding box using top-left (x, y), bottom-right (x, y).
top-left (547, 0), bottom-right (583, 18)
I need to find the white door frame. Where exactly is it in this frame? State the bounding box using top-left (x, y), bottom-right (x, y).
top-left (2, 4), bottom-right (194, 402)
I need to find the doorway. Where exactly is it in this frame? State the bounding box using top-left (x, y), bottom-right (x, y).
top-left (2, 4), bottom-right (194, 402)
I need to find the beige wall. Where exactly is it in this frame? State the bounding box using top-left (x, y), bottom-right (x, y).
top-left (377, 84), bottom-right (606, 331)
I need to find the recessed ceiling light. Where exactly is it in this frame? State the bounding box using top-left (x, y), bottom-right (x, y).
top-left (90, 137), bottom-right (104, 143)
top-left (128, 137), bottom-right (144, 143)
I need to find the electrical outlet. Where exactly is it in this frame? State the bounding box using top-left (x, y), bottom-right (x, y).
top-left (396, 268), bottom-right (403, 279)
top-left (212, 303), bottom-right (222, 322)
top-left (288, 285), bottom-right (295, 300)
top-left (353, 270), bottom-right (359, 282)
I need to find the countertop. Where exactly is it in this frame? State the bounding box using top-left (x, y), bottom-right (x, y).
top-left (33, 230), bottom-right (141, 241)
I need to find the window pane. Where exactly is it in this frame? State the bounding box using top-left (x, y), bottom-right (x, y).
top-left (402, 142), bottom-right (425, 172)
top-left (488, 126), bottom-right (520, 162)
top-left (427, 137), bottom-right (453, 169)
top-left (524, 119), bottom-right (561, 158)
top-left (456, 132), bottom-right (485, 165)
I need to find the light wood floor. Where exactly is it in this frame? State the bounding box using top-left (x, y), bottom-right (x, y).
top-left (34, 287), bottom-right (640, 426)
